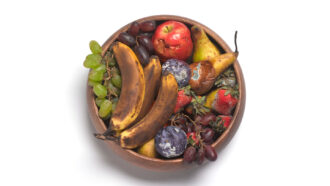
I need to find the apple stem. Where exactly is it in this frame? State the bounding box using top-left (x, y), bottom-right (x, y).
top-left (234, 31), bottom-right (238, 54)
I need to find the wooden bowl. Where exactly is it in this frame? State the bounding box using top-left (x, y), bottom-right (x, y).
top-left (87, 15), bottom-right (246, 171)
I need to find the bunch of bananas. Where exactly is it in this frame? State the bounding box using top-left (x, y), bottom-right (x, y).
top-left (95, 42), bottom-right (178, 151)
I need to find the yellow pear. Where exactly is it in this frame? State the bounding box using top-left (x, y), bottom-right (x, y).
top-left (191, 26), bottom-right (221, 62)
top-left (137, 138), bottom-right (157, 158)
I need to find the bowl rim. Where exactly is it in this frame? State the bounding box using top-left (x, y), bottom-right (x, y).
top-left (87, 14), bottom-right (246, 169)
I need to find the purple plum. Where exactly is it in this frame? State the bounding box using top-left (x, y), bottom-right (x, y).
top-left (155, 126), bottom-right (187, 158)
top-left (162, 59), bottom-right (191, 88)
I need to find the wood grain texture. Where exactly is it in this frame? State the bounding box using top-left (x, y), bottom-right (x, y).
top-left (86, 15), bottom-right (246, 171)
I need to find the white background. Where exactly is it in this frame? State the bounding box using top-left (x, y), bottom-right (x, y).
top-left (1, 0), bottom-right (330, 185)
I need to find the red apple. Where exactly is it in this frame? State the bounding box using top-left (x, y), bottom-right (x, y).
top-left (152, 21), bottom-right (193, 61)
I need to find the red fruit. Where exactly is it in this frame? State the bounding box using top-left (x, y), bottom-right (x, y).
top-left (187, 132), bottom-right (199, 146)
top-left (213, 89), bottom-right (238, 115)
top-left (152, 21), bottom-right (193, 61)
top-left (174, 90), bottom-right (192, 113)
top-left (199, 113), bottom-right (216, 126)
top-left (218, 115), bottom-right (232, 128)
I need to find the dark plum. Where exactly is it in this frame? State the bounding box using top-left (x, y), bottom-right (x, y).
top-left (128, 21), bottom-right (140, 36)
top-left (155, 126), bottom-right (187, 158)
top-left (183, 146), bottom-right (196, 163)
top-left (161, 59), bottom-right (191, 88)
top-left (140, 20), bottom-right (156, 32)
top-left (118, 32), bottom-right (136, 46)
top-left (138, 36), bottom-right (154, 53)
top-left (134, 45), bottom-right (149, 66)
top-left (204, 145), bottom-right (217, 161)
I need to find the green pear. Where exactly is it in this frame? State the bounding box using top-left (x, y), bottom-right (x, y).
top-left (191, 26), bottom-right (221, 62)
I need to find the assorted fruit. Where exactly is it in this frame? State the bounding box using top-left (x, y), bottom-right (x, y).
top-left (83, 19), bottom-right (239, 165)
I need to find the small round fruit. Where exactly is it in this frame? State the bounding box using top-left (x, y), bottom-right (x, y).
top-left (134, 45), bottom-right (149, 66)
top-left (183, 146), bottom-right (196, 163)
top-left (139, 32), bottom-right (153, 38)
top-left (89, 40), bottom-right (102, 54)
top-left (128, 21), bottom-right (140, 36)
top-left (95, 97), bottom-right (106, 107)
top-left (196, 147), bottom-right (205, 165)
top-left (162, 59), bottom-right (191, 88)
top-left (200, 113), bottom-right (216, 126)
top-left (204, 145), bottom-right (217, 161)
top-left (98, 100), bottom-right (112, 118)
top-left (189, 61), bottom-right (216, 95)
top-left (117, 32), bottom-right (136, 46)
top-left (88, 70), bottom-right (104, 82)
top-left (111, 74), bottom-right (122, 88)
top-left (93, 83), bottom-right (107, 98)
top-left (201, 128), bottom-right (215, 144)
top-left (139, 20), bottom-right (156, 32)
top-left (84, 54), bottom-right (102, 69)
top-left (138, 36), bottom-right (154, 53)
top-left (155, 126), bottom-right (187, 158)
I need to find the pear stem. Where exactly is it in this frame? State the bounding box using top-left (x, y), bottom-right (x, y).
top-left (234, 31), bottom-right (238, 54)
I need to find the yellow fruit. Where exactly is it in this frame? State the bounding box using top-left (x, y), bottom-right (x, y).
top-left (137, 138), bottom-right (157, 158)
top-left (210, 53), bottom-right (238, 77)
top-left (191, 26), bottom-right (221, 63)
top-left (119, 73), bottom-right (178, 149)
top-left (110, 42), bottom-right (145, 132)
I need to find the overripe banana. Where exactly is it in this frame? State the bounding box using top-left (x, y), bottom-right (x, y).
top-left (131, 56), bottom-right (162, 125)
top-left (109, 42), bottom-right (145, 132)
top-left (119, 73), bottom-right (178, 149)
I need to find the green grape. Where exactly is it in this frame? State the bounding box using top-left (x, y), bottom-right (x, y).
top-left (83, 54), bottom-right (102, 69)
top-left (110, 66), bottom-right (120, 75)
top-left (111, 98), bottom-right (118, 111)
top-left (99, 100), bottom-right (112, 118)
top-left (88, 69), bottom-right (103, 81)
top-left (111, 74), bottom-right (122, 88)
top-left (89, 40), bottom-right (102, 54)
top-left (88, 79), bottom-right (101, 87)
top-left (95, 97), bottom-right (106, 107)
top-left (94, 64), bottom-right (106, 73)
top-left (107, 81), bottom-right (120, 96)
top-left (93, 83), bottom-right (107, 98)
top-left (109, 57), bottom-right (116, 67)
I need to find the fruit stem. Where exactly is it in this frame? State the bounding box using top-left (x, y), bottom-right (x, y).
top-left (234, 31), bottom-right (238, 54)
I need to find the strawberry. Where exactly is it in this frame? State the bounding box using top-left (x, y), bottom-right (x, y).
top-left (205, 88), bottom-right (238, 115)
top-left (187, 132), bottom-right (199, 146)
top-left (174, 89), bottom-right (192, 113)
top-left (217, 115), bottom-right (232, 128)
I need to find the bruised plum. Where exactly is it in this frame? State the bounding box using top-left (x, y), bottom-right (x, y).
top-left (155, 126), bottom-right (187, 158)
top-left (162, 59), bottom-right (191, 88)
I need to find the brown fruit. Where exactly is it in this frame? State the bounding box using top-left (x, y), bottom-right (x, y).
top-left (189, 61), bottom-right (216, 95)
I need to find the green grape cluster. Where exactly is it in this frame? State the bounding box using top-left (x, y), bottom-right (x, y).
top-left (83, 40), bottom-right (122, 119)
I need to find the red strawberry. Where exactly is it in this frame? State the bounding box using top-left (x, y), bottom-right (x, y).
top-left (213, 89), bottom-right (238, 115)
top-left (174, 90), bottom-right (192, 113)
top-left (187, 132), bottom-right (199, 146)
top-left (218, 115), bottom-right (232, 128)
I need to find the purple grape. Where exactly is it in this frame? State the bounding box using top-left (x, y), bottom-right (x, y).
top-left (161, 59), bottom-right (191, 88)
top-left (204, 145), bottom-right (217, 161)
top-left (118, 32), bottom-right (135, 46)
top-left (140, 20), bottom-right (156, 32)
top-left (155, 126), bottom-right (187, 158)
top-left (201, 128), bottom-right (215, 144)
top-left (134, 45), bottom-right (149, 66)
top-left (183, 146), bottom-right (196, 163)
top-left (128, 21), bottom-right (140, 36)
top-left (138, 36), bottom-right (154, 53)
top-left (196, 147), bottom-right (205, 165)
